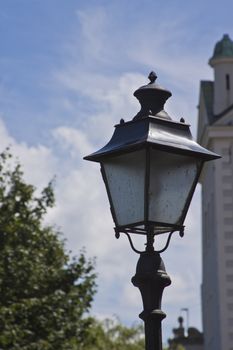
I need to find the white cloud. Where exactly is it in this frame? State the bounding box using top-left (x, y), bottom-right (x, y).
top-left (54, 69), bottom-right (145, 149)
top-left (76, 8), bottom-right (109, 64)
top-left (0, 117), bottom-right (17, 147)
top-left (0, 117), bottom-right (56, 189)
top-left (52, 126), bottom-right (92, 156)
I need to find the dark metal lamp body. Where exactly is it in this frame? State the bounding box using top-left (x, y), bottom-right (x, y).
top-left (84, 73), bottom-right (219, 237)
top-left (84, 72), bottom-right (220, 350)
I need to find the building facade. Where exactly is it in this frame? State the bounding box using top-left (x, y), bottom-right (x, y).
top-left (168, 317), bottom-right (204, 350)
top-left (197, 34), bottom-right (233, 350)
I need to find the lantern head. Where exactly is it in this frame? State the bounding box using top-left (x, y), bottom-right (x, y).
top-left (84, 72), bottom-right (220, 236)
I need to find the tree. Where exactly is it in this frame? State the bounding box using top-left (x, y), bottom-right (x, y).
top-left (83, 317), bottom-right (145, 350)
top-left (0, 150), bottom-right (96, 349)
top-left (165, 345), bottom-right (185, 350)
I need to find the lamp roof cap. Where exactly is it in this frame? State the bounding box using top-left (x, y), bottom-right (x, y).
top-left (133, 71), bottom-right (172, 120)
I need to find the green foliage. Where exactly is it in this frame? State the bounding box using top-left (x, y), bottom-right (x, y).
top-left (164, 344), bottom-right (185, 350)
top-left (83, 317), bottom-right (145, 350)
top-left (176, 346), bottom-right (185, 350)
top-left (0, 150), bottom-right (96, 349)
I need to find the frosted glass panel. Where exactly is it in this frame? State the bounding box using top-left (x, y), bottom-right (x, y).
top-left (103, 150), bottom-right (145, 226)
top-left (149, 149), bottom-right (199, 225)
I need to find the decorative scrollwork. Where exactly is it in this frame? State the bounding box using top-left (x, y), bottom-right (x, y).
top-left (115, 229), bottom-right (143, 254)
top-left (155, 231), bottom-right (175, 253)
top-left (115, 228), bottom-right (184, 254)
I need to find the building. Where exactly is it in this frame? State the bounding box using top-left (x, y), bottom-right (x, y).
top-left (197, 34), bottom-right (233, 350)
top-left (168, 316), bottom-right (204, 350)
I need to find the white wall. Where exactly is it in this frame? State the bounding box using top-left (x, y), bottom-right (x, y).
top-left (212, 59), bottom-right (233, 115)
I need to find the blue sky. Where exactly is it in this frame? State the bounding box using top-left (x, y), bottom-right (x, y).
top-left (1, 0), bottom-right (233, 345)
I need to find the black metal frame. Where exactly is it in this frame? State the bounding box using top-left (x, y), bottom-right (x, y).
top-left (144, 147), bottom-right (150, 223)
top-left (132, 248), bottom-right (171, 350)
top-left (100, 145), bottom-right (202, 237)
top-left (84, 116), bottom-right (220, 163)
top-left (85, 114), bottom-right (219, 239)
top-left (115, 228), bottom-right (183, 254)
top-left (114, 222), bottom-right (184, 236)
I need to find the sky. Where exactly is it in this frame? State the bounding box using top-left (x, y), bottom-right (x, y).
top-left (1, 0), bottom-right (233, 345)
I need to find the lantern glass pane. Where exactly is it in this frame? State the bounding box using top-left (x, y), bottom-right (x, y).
top-left (103, 150), bottom-right (146, 226)
top-left (149, 149), bottom-right (201, 227)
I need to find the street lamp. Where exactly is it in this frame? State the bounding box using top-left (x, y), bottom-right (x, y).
top-left (84, 72), bottom-right (220, 350)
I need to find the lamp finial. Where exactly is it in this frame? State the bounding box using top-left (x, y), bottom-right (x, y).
top-left (148, 71), bottom-right (157, 84)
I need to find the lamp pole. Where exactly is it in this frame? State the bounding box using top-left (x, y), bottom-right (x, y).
top-left (84, 72), bottom-right (220, 350)
top-left (181, 308), bottom-right (189, 336)
top-left (132, 236), bottom-right (171, 350)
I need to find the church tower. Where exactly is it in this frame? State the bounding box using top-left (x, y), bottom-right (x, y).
top-left (198, 34), bottom-right (233, 350)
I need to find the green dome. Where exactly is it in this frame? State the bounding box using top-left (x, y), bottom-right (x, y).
top-left (211, 34), bottom-right (233, 60)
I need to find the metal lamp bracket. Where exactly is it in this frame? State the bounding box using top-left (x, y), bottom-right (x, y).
top-left (115, 228), bottom-right (184, 254)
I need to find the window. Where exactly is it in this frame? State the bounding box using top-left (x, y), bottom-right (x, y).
top-left (226, 261), bottom-right (233, 268)
top-left (222, 148), bottom-right (230, 155)
top-left (224, 203), bottom-right (233, 211)
top-left (223, 189), bottom-right (232, 197)
top-left (223, 161), bottom-right (230, 168)
top-left (225, 232), bottom-right (233, 239)
top-left (225, 247), bottom-right (233, 253)
top-left (229, 331), bottom-right (233, 342)
top-left (226, 74), bottom-right (230, 90)
top-left (225, 218), bottom-right (233, 225)
top-left (223, 175), bottom-right (233, 183)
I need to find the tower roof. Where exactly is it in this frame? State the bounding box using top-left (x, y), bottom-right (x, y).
top-left (210, 34), bottom-right (233, 62)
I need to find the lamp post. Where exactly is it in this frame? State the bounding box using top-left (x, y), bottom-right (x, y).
top-left (84, 72), bottom-right (220, 350)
